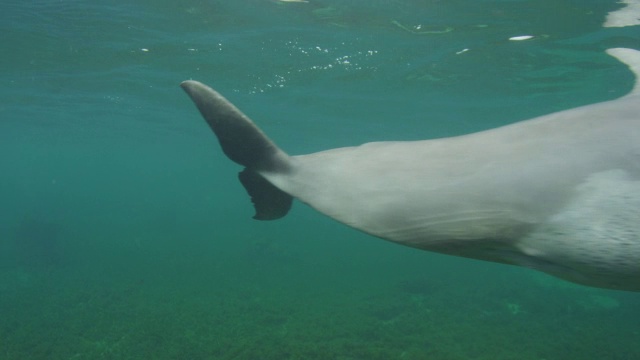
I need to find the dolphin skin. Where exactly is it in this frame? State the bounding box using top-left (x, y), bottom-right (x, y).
top-left (181, 48), bottom-right (640, 292)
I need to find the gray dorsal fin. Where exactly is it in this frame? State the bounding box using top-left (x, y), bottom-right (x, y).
top-left (180, 80), bottom-right (292, 173)
top-left (606, 48), bottom-right (640, 95)
top-left (181, 80), bottom-right (293, 220)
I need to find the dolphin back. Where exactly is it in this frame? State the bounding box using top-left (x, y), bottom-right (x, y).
top-left (180, 80), bottom-right (293, 220)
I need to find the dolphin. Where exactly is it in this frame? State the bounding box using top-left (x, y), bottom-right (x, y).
top-left (180, 48), bottom-right (640, 292)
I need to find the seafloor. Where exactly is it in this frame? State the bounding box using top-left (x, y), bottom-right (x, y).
top-left (2, 218), bottom-right (638, 360)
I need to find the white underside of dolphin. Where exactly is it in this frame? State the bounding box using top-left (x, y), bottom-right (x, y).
top-left (181, 48), bottom-right (640, 292)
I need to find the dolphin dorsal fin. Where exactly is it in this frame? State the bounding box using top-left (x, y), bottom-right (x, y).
top-left (181, 80), bottom-right (294, 220)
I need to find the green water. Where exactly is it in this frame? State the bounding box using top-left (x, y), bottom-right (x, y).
top-left (1, 1), bottom-right (639, 359)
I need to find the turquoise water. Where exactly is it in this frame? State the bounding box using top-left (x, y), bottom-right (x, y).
top-left (1, 1), bottom-right (639, 359)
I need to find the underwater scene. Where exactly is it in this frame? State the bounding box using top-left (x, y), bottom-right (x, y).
top-left (1, 0), bottom-right (640, 359)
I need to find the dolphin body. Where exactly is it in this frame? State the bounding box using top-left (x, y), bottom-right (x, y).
top-left (181, 48), bottom-right (640, 292)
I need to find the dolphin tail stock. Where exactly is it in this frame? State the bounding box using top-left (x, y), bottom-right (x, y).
top-left (180, 80), bottom-right (293, 220)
